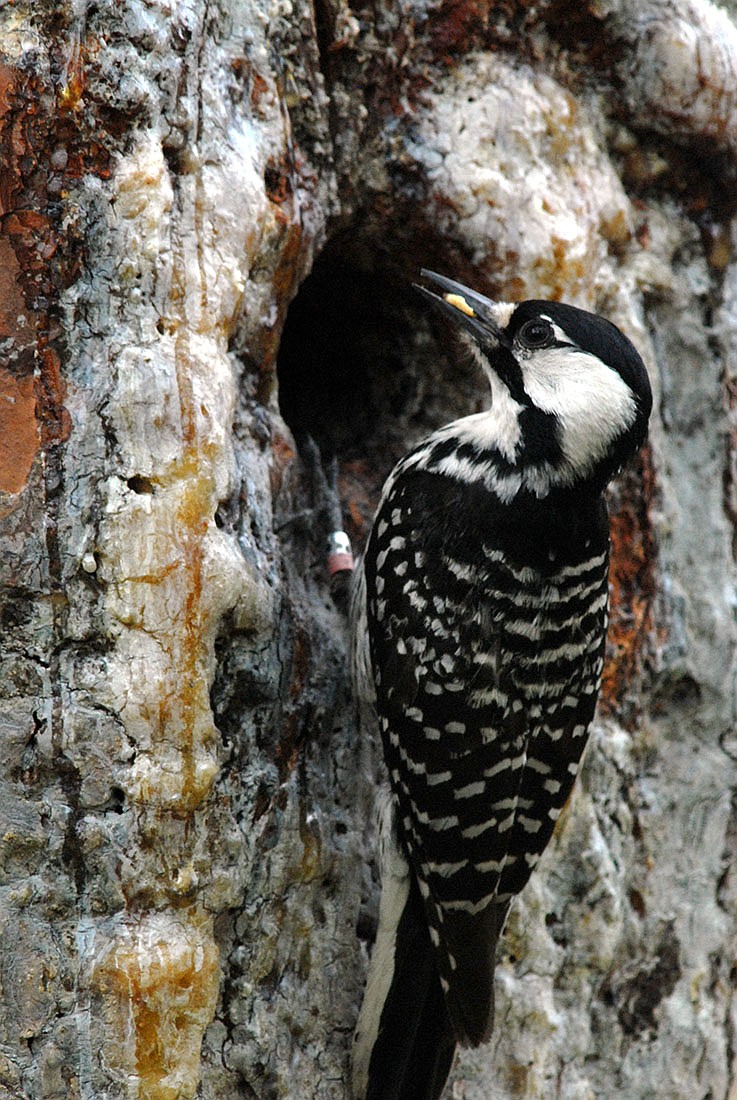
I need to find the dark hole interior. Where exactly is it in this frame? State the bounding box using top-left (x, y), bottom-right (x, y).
top-left (276, 244), bottom-right (486, 482)
top-left (276, 252), bottom-right (417, 463)
top-left (274, 239), bottom-right (497, 562)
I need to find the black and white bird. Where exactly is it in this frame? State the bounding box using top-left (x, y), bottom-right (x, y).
top-left (350, 270), bottom-right (652, 1100)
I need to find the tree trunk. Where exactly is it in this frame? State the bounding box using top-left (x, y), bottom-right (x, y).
top-left (2, 1), bottom-right (737, 1098)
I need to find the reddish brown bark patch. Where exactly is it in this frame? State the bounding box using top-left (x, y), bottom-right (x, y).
top-left (601, 448), bottom-right (658, 719)
top-left (0, 41), bottom-right (112, 496)
top-left (0, 57), bottom-right (63, 490)
top-left (0, 367), bottom-right (38, 494)
top-left (426, 0), bottom-right (493, 60)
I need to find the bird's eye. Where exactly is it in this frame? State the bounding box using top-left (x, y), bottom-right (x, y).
top-left (518, 319), bottom-right (554, 349)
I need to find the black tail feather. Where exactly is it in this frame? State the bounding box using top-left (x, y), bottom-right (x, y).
top-left (440, 900), bottom-right (509, 1047)
top-left (363, 879), bottom-right (456, 1100)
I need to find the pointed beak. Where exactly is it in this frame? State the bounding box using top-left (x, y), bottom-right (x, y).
top-left (413, 270), bottom-right (512, 349)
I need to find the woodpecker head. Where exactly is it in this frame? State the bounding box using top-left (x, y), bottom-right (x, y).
top-left (416, 270), bottom-right (652, 496)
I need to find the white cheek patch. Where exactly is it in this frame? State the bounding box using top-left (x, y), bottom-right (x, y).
top-left (522, 347), bottom-right (637, 478)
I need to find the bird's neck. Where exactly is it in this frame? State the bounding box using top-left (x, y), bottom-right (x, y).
top-left (399, 408), bottom-right (563, 504)
top-left (401, 373), bottom-right (633, 501)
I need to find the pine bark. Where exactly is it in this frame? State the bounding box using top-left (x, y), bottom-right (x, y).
top-left (2, 2), bottom-right (737, 1098)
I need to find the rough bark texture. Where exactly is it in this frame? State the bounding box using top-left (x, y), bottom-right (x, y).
top-left (2, 1), bottom-right (737, 1099)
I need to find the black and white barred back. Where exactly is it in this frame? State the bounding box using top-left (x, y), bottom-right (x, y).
top-left (352, 272), bottom-right (652, 1100)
